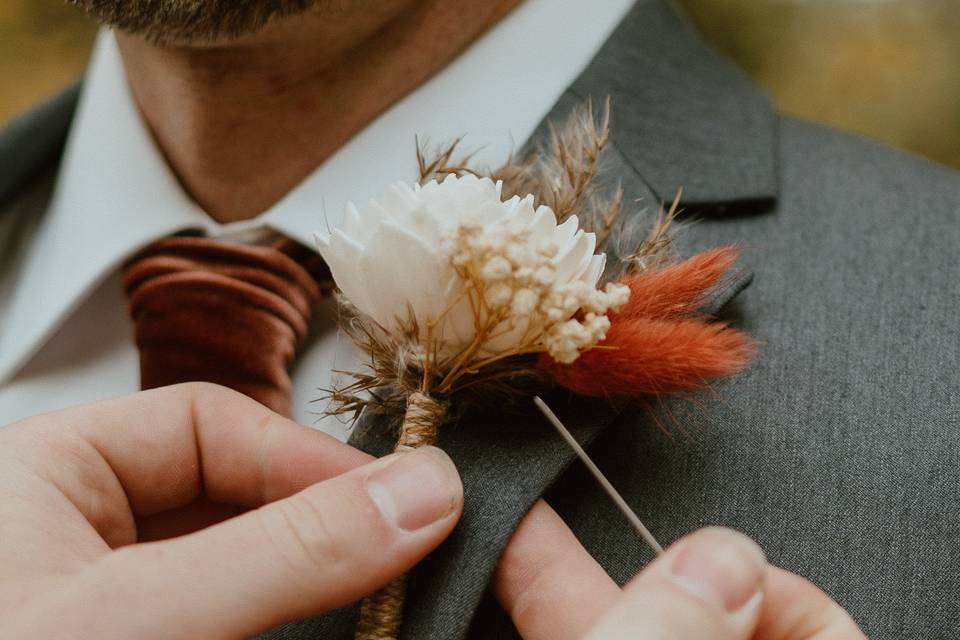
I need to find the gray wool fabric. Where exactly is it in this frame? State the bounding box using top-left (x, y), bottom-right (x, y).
top-left (3, 1), bottom-right (959, 638)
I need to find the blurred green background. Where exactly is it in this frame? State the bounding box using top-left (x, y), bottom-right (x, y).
top-left (3, 0), bottom-right (960, 168)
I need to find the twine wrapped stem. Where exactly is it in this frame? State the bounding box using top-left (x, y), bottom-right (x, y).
top-left (354, 392), bottom-right (445, 640)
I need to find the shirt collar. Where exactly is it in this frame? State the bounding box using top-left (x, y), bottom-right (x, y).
top-left (0, 34), bottom-right (212, 384)
top-left (0, 0), bottom-right (637, 383)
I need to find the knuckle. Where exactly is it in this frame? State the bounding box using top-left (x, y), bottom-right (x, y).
top-left (507, 555), bottom-right (563, 629)
top-left (262, 492), bottom-right (351, 579)
top-left (96, 542), bottom-right (162, 580)
top-left (179, 380), bottom-right (236, 402)
top-left (257, 483), bottom-right (395, 590)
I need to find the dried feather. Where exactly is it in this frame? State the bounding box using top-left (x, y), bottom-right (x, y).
top-left (538, 317), bottom-right (755, 398)
top-left (621, 188), bottom-right (683, 273)
top-left (416, 98), bottom-right (652, 258)
top-left (538, 245), bottom-right (754, 399)
top-left (616, 246), bottom-right (741, 320)
top-left (495, 98), bottom-right (623, 250)
top-left (322, 301), bottom-right (554, 427)
top-left (416, 135), bottom-right (480, 184)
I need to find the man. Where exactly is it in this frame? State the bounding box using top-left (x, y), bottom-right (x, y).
top-left (0, 0), bottom-right (955, 638)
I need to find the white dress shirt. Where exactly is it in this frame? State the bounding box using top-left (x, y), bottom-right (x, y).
top-left (0, 0), bottom-right (634, 434)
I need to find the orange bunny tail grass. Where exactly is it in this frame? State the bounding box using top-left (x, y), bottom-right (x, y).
top-left (618, 246), bottom-right (741, 320)
top-left (538, 317), bottom-right (756, 398)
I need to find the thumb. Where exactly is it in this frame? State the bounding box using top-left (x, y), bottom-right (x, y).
top-left (71, 446), bottom-right (461, 639)
top-left (584, 527), bottom-right (766, 640)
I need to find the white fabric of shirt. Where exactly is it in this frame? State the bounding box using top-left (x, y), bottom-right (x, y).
top-left (0, 0), bottom-right (634, 434)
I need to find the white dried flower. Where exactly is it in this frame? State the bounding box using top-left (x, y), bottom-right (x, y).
top-left (316, 174), bottom-right (626, 364)
top-left (486, 283), bottom-right (514, 307)
top-left (480, 256), bottom-right (512, 282)
top-left (511, 288), bottom-right (540, 315)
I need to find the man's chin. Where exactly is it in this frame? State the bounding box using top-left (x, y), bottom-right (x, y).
top-left (65, 0), bottom-right (319, 45)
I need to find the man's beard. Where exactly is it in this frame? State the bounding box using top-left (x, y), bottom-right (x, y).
top-left (66, 0), bottom-right (326, 43)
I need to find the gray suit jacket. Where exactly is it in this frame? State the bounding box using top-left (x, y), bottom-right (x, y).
top-left (3, 2), bottom-right (958, 638)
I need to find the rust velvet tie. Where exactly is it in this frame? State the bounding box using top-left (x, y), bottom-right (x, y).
top-left (123, 236), bottom-right (332, 417)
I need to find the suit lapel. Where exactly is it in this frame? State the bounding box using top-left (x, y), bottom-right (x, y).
top-left (0, 84), bottom-right (79, 208)
top-left (570, 0), bottom-right (778, 209)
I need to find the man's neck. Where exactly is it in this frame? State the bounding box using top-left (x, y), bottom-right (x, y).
top-left (116, 1), bottom-right (521, 223)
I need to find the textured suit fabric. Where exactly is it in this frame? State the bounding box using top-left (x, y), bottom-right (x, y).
top-left (0, 85), bottom-right (78, 206)
top-left (2, 1), bottom-right (959, 638)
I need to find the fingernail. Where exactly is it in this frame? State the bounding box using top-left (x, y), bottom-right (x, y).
top-left (366, 447), bottom-right (461, 531)
top-left (668, 527), bottom-right (766, 613)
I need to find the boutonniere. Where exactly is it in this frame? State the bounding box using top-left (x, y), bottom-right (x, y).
top-left (315, 101), bottom-right (755, 639)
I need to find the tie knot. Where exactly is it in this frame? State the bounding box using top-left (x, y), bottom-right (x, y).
top-left (123, 236), bottom-right (332, 416)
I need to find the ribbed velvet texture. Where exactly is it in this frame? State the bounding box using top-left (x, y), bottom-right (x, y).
top-left (123, 236), bottom-right (331, 416)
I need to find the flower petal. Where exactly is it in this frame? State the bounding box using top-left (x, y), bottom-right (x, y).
top-left (528, 205), bottom-right (558, 239)
top-left (553, 215), bottom-right (580, 247)
top-left (381, 182), bottom-right (420, 222)
top-left (405, 204), bottom-right (442, 245)
top-left (429, 175), bottom-right (503, 228)
top-left (554, 230), bottom-right (597, 283)
top-left (342, 202), bottom-right (363, 239)
top-left (441, 290), bottom-right (477, 354)
top-left (482, 317), bottom-right (532, 355)
top-left (581, 253), bottom-right (607, 286)
top-left (508, 194), bottom-right (537, 231)
top-left (357, 220), bottom-right (454, 331)
top-left (319, 229), bottom-right (371, 315)
top-left (364, 199), bottom-right (397, 229)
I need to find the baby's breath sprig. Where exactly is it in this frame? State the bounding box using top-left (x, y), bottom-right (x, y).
top-left (434, 221), bottom-right (629, 389)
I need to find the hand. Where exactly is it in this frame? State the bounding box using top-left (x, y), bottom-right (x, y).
top-left (0, 383), bottom-right (462, 639)
top-left (494, 501), bottom-right (867, 639)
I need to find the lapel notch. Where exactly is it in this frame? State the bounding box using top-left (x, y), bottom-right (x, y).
top-left (567, 0), bottom-right (779, 211)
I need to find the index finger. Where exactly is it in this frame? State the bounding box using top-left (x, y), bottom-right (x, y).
top-left (754, 566), bottom-right (867, 639)
top-left (8, 382), bottom-right (370, 520)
